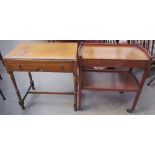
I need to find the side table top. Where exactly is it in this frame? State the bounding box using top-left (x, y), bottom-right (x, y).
top-left (5, 42), bottom-right (78, 61)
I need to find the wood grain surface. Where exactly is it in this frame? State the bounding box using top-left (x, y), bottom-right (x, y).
top-left (5, 43), bottom-right (78, 60)
top-left (81, 45), bottom-right (149, 60)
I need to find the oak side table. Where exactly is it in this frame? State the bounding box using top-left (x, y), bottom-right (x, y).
top-left (4, 42), bottom-right (78, 110)
top-left (78, 43), bottom-right (151, 113)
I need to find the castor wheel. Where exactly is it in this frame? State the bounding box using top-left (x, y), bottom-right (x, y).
top-left (126, 109), bottom-right (134, 113)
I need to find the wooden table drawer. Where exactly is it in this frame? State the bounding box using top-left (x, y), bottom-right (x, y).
top-left (4, 60), bottom-right (75, 72)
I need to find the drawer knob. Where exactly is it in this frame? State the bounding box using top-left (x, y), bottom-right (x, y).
top-left (16, 65), bottom-right (22, 70)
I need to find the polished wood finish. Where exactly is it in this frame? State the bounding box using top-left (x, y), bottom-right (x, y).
top-left (5, 43), bottom-right (77, 60)
top-left (78, 43), bottom-right (151, 113)
top-left (82, 71), bottom-right (139, 92)
top-left (79, 44), bottom-right (150, 69)
top-left (82, 59), bottom-right (149, 69)
top-left (81, 44), bottom-right (149, 60)
top-left (5, 60), bottom-right (74, 72)
top-left (4, 43), bottom-right (78, 110)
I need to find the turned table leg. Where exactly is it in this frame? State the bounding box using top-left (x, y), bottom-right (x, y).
top-left (9, 72), bottom-right (25, 110)
top-left (77, 75), bottom-right (82, 110)
top-left (28, 72), bottom-right (35, 90)
top-left (77, 59), bottom-right (82, 111)
top-left (73, 72), bottom-right (78, 111)
top-left (0, 89), bottom-right (6, 100)
top-left (77, 65), bottom-right (82, 111)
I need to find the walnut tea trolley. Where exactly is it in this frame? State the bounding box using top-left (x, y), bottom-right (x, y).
top-left (78, 43), bottom-right (151, 113)
top-left (4, 43), bottom-right (78, 110)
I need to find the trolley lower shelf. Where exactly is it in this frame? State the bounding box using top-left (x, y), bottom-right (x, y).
top-left (82, 71), bottom-right (139, 92)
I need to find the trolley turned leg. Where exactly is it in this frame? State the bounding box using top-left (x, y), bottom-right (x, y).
top-left (9, 72), bottom-right (25, 110)
top-left (127, 69), bottom-right (149, 113)
top-left (0, 89), bottom-right (6, 100)
top-left (28, 72), bottom-right (35, 90)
